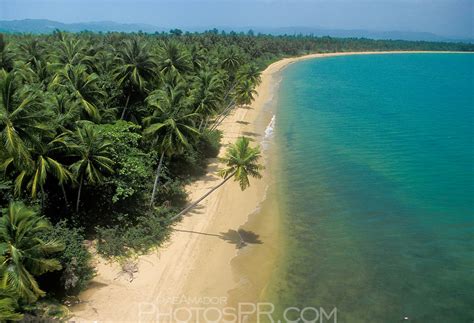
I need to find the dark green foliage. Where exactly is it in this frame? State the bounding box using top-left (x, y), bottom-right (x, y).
top-left (0, 288), bottom-right (23, 321)
top-left (39, 221), bottom-right (94, 295)
top-left (0, 178), bottom-right (13, 205)
top-left (198, 129), bottom-right (223, 159)
top-left (96, 209), bottom-right (173, 258)
top-left (95, 121), bottom-right (152, 203)
top-left (0, 202), bottom-right (63, 303)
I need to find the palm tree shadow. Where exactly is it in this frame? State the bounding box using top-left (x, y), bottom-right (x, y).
top-left (241, 131), bottom-right (260, 137)
top-left (184, 203), bottom-right (206, 216)
top-left (236, 120), bottom-right (250, 125)
top-left (174, 228), bottom-right (263, 249)
top-left (220, 229), bottom-right (263, 249)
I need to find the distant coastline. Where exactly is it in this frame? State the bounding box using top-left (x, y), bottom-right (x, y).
top-left (1, 19), bottom-right (473, 44)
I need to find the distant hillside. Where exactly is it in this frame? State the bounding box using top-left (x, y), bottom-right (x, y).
top-left (0, 19), bottom-right (164, 34)
top-left (0, 19), bottom-right (472, 43)
top-left (238, 27), bottom-right (474, 43)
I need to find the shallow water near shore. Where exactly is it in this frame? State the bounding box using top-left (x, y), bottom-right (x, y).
top-left (238, 53), bottom-right (474, 322)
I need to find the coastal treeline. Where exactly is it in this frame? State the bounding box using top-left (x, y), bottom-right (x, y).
top-left (0, 30), bottom-right (472, 319)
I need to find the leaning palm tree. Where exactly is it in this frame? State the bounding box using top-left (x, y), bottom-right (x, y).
top-left (237, 64), bottom-right (262, 87)
top-left (144, 85), bottom-right (199, 206)
top-left (170, 137), bottom-right (263, 221)
top-left (210, 77), bottom-right (258, 131)
top-left (0, 202), bottom-right (64, 303)
top-left (235, 79), bottom-right (258, 106)
top-left (68, 126), bottom-right (114, 212)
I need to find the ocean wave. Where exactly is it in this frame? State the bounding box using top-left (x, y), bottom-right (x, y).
top-left (261, 115), bottom-right (276, 150)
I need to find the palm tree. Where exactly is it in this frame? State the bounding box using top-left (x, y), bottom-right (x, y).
top-left (189, 44), bottom-right (207, 72)
top-left (0, 70), bottom-right (51, 168)
top-left (0, 202), bottom-right (64, 303)
top-left (0, 287), bottom-right (23, 321)
top-left (50, 37), bottom-right (88, 69)
top-left (157, 41), bottom-right (192, 76)
top-left (191, 69), bottom-right (224, 130)
top-left (221, 47), bottom-right (243, 75)
top-left (144, 85), bottom-right (199, 206)
top-left (210, 77), bottom-right (259, 131)
top-left (50, 64), bottom-right (105, 121)
top-left (68, 126), bottom-right (114, 212)
top-left (0, 34), bottom-right (14, 72)
top-left (17, 58), bottom-right (52, 91)
top-left (237, 64), bottom-right (262, 87)
top-left (49, 93), bottom-right (80, 131)
top-left (113, 39), bottom-right (157, 119)
top-left (5, 135), bottom-right (73, 202)
top-left (18, 38), bottom-right (45, 67)
top-left (235, 79), bottom-right (258, 106)
top-left (170, 137), bottom-right (263, 221)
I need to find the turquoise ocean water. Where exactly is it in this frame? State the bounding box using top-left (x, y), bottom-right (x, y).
top-left (269, 54), bottom-right (474, 322)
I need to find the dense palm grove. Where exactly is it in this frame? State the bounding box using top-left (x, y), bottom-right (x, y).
top-left (0, 30), bottom-right (472, 319)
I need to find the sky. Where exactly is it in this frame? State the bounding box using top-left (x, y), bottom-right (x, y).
top-left (0, 0), bottom-right (473, 38)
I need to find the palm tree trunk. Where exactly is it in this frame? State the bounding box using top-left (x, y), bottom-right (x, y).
top-left (76, 175), bottom-right (84, 213)
top-left (209, 81), bottom-right (237, 131)
top-left (211, 100), bottom-right (235, 131)
top-left (41, 186), bottom-right (45, 209)
top-left (211, 103), bottom-right (235, 130)
top-left (61, 184), bottom-right (69, 207)
top-left (168, 170), bottom-right (236, 222)
top-left (120, 94), bottom-right (131, 120)
top-left (150, 151), bottom-right (165, 206)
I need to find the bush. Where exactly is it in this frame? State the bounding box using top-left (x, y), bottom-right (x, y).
top-left (41, 221), bottom-right (95, 295)
top-left (198, 129), bottom-right (222, 158)
top-left (168, 129), bottom-right (222, 179)
top-left (96, 209), bottom-right (173, 258)
top-left (95, 121), bottom-right (153, 204)
top-left (0, 178), bottom-right (13, 207)
top-left (95, 226), bottom-right (125, 257)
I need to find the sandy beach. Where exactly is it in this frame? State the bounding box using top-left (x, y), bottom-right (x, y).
top-left (70, 51), bottom-right (466, 322)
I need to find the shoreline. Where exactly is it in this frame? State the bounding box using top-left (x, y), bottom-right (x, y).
top-left (71, 50), bottom-right (469, 322)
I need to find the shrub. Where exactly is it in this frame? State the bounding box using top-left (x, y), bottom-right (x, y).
top-left (96, 209), bottom-right (173, 258)
top-left (198, 129), bottom-right (222, 158)
top-left (42, 221), bottom-right (95, 295)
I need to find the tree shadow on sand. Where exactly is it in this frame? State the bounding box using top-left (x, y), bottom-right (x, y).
top-left (174, 228), bottom-right (263, 249)
top-left (220, 229), bottom-right (263, 249)
top-left (236, 120), bottom-right (250, 125)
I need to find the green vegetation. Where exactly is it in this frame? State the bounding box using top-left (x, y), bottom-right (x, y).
top-left (0, 29), bottom-right (472, 319)
top-left (173, 136), bottom-right (264, 220)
